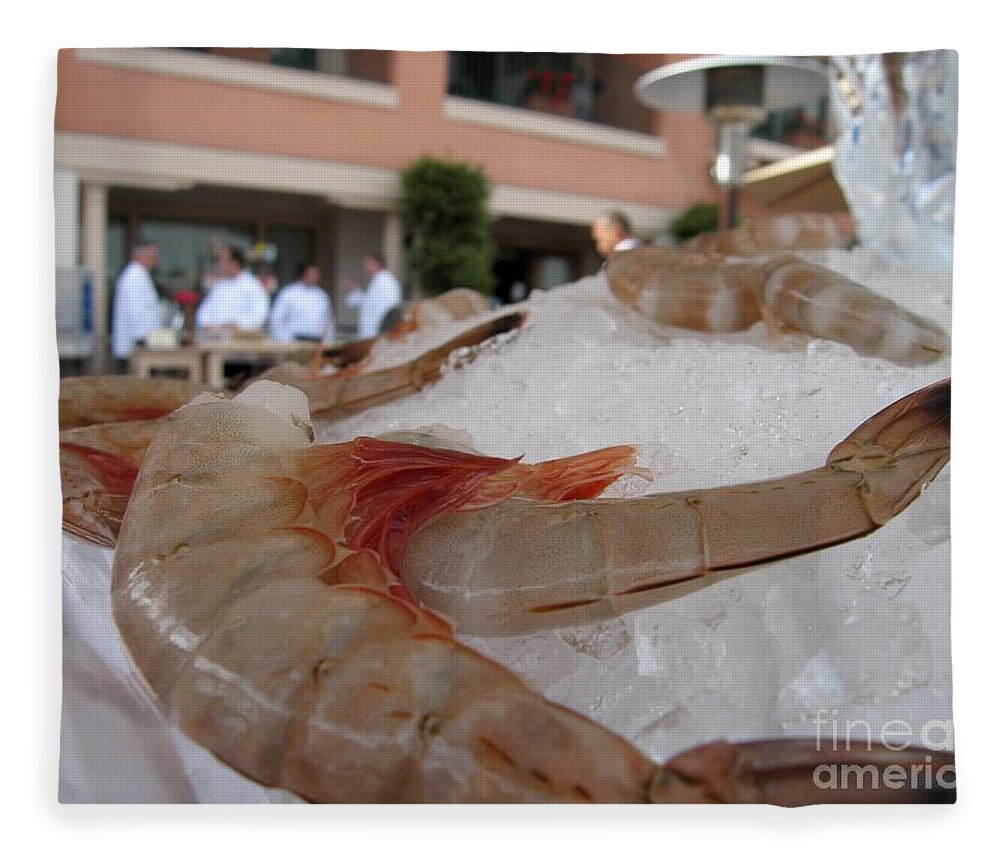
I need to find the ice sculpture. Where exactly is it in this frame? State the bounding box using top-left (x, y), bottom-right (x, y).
top-left (831, 51), bottom-right (958, 271)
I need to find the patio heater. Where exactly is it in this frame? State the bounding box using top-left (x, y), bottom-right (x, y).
top-left (635, 56), bottom-right (830, 229)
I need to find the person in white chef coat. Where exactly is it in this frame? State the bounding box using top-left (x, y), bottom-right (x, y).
top-left (111, 241), bottom-right (163, 371)
top-left (341, 251), bottom-right (402, 340)
top-left (268, 262), bottom-right (335, 343)
top-left (195, 245), bottom-right (269, 335)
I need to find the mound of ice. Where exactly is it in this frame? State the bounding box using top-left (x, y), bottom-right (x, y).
top-left (61, 249), bottom-right (951, 799)
top-left (321, 248), bottom-right (952, 764)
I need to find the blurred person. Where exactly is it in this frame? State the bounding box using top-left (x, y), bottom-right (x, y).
top-left (269, 262), bottom-right (335, 343)
top-left (508, 280), bottom-right (529, 304)
top-left (111, 241), bottom-right (162, 370)
top-left (493, 279), bottom-right (529, 306)
top-left (591, 212), bottom-right (642, 260)
top-left (341, 251), bottom-right (402, 339)
top-left (195, 244), bottom-right (269, 335)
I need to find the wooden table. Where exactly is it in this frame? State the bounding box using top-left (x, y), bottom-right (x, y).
top-left (130, 339), bottom-right (333, 386)
top-left (129, 346), bottom-right (205, 381)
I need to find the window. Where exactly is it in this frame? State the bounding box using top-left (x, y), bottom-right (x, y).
top-left (179, 48), bottom-right (392, 84)
top-left (264, 225), bottom-right (316, 287)
top-left (753, 97), bottom-right (831, 149)
top-left (269, 48), bottom-right (318, 71)
top-left (447, 52), bottom-right (655, 134)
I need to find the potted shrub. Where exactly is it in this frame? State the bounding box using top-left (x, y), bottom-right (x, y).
top-left (669, 202), bottom-right (723, 244)
top-left (400, 157), bottom-right (494, 298)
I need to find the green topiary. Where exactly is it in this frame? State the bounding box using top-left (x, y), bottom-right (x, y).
top-left (668, 202), bottom-right (722, 243)
top-left (399, 157), bottom-right (495, 297)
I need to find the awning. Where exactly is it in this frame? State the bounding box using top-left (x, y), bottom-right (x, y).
top-left (741, 144), bottom-right (848, 213)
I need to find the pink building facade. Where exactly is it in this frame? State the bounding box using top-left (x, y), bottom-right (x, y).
top-left (54, 49), bottom-right (809, 357)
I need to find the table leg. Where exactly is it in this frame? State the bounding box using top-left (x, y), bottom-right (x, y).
top-left (205, 353), bottom-right (226, 388)
top-left (127, 349), bottom-right (205, 382)
top-left (130, 352), bottom-right (152, 378)
top-left (185, 352), bottom-right (205, 384)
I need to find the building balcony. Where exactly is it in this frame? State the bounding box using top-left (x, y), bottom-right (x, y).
top-left (447, 52), bottom-right (658, 136)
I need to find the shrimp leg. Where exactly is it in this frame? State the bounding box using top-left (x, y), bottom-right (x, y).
top-left (399, 379), bottom-right (950, 635)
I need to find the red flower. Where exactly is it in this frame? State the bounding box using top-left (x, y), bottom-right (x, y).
top-left (174, 291), bottom-right (201, 307)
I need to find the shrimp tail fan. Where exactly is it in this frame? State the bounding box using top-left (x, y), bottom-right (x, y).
top-left (481, 445), bottom-right (646, 504)
top-left (300, 439), bottom-right (520, 572)
top-left (299, 439), bottom-right (643, 572)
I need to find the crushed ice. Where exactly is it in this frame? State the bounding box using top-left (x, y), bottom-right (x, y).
top-left (320, 248), bottom-right (952, 762)
top-left (61, 247), bottom-right (952, 798)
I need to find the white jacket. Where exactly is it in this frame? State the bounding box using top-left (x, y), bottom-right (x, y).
top-left (347, 269), bottom-right (402, 339)
top-left (269, 282), bottom-right (335, 342)
top-left (111, 261), bottom-right (162, 359)
top-left (195, 270), bottom-right (269, 332)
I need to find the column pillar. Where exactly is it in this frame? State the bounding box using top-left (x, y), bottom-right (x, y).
top-left (81, 182), bottom-right (108, 373)
top-left (381, 211), bottom-right (405, 296)
top-left (54, 168), bottom-right (79, 268)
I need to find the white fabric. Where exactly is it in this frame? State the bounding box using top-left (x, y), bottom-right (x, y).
top-left (60, 534), bottom-right (296, 803)
top-left (268, 282), bottom-right (335, 342)
top-left (111, 261), bottom-right (162, 359)
top-left (346, 269), bottom-right (402, 339)
top-left (195, 270), bottom-right (269, 332)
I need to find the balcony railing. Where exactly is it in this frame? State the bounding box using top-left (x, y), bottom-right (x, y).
top-left (447, 52), bottom-right (656, 135)
top-left (752, 98), bottom-right (831, 150)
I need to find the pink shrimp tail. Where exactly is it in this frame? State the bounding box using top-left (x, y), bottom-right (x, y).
top-left (301, 440), bottom-right (644, 576)
top-left (470, 445), bottom-right (646, 506)
top-left (300, 438), bottom-right (519, 573)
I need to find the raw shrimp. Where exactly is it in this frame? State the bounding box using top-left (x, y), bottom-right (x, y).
top-left (303, 310), bottom-right (522, 422)
top-left (261, 288), bottom-right (495, 382)
top-left (606, 214), bottom-right (948, 366)
top-left (59, 312), bottom-right (526, 545)
top-left (61, 418), bottom-right (165, 547)
top-left (58, 311), bottom-right (525, 432)
top-left (59, 377), bottom-right (210, 432)
top-left (398, 379), bottom-right (950, 634)
top-left (682, 212), bottom-right (849, 257)
top-left (388, 288), bottom-right (492, 339)
top-left (111, 379), bottom-right (953, 803)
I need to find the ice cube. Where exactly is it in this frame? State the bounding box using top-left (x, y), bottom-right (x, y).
top-left (559, 618), bottom-right (632, 660)
top-left (633, 610), bottom-right (726, 685)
